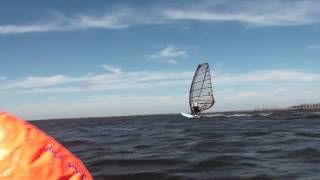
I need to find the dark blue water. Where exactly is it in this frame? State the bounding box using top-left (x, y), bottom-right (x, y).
top-left (31, 111), bottom-right (320, 180)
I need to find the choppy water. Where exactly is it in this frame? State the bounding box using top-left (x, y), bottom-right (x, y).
top-left (31, 111), bottom-right (320, 180)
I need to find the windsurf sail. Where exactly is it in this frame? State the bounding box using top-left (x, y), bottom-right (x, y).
top-left (189, 63), bottom-right (215, 115)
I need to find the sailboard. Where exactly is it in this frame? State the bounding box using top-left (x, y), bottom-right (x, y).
top-left (180, 112), bottom-right (197, 118)
top-left (181, 63), bottom-right (215, 118)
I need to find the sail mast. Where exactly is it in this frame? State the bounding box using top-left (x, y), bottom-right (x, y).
top-left (189, 64), bottom-right (201, 114)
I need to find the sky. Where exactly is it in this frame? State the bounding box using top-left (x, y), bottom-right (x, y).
top-left (1, 0), bottom-right (320, 120)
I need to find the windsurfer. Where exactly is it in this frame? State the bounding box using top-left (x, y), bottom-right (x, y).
top-left (182, 63), bottom-right (214, 119)
top-left (192, 102), bottom-right (200, 115)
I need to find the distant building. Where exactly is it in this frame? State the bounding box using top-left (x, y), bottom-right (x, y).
top-left (290, 103), bottom-right (320, 109)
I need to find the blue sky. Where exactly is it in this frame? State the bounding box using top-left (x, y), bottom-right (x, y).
top-left (1, 0), bottom-right (320, 119)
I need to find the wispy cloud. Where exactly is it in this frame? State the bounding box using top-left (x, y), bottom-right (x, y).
top-left (1, 67), bottom-right (320, 95)
top-left (148, 45), bottom-right (189, 64)
top-left (3, 67), bottom-right (320, 119)
top-left (0, 65), bottom-right (192, 94)
top-left (1, 1), bottom-right (320, 34)
top-left (0, 24), bottom-right (58, 34)
top-left (215, 87), bottom-right (320, 111)
top-left (0, 75), bottom-right (71, 90)
top-left (149, 45), bottom-right (188, 59)
top-left (165, 0), bottom-right (320, 27)
top-left (212, 69), bottom-right (320, 110)
top-left (306, 45), bottom-right (320, 49)
top-left (215, 69), bottom-right (320, 84)
top-left (0, 11), bottom-right (130, 34)
top-left (167, 59), bottom-right (179, 64)
top-left (7, 95), bottom-right (188, 120)
top-left (101, 64), bottom-right (123, 74)
top-left (9, 85), bottom-right (320, 120)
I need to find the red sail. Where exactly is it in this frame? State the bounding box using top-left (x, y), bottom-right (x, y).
top-left (189, 63), bottom-right (215, 114)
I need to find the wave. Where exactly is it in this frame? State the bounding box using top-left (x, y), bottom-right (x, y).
top-left (204, 113), bottom-right (225, 117)
top-left (95, 172), bottom-right (186, 180)
top-left (90, 158), bottom-right (182, 167)
top-left (205, 112), bottom-right (274, 118)
top-left (295, 132), bottom-right (320, 138)
top-left (243, 131), bottom-right (270, 137)
top-left (32, 113), bottom-right (320, 179)
top-left (306, 112), bottom-right (320, 119)
top-left (204, 113), bottom-right (253, 118)
top-left (258, 112), bottom-right (273, 117)
top-left (284, 147), bottom-right (320, 162)
top-left (61, 138), bottom-right (94, 147)
top-left (225, 114), bottom-right (253, 118)
top-left (192, 156), bottom-right (255, 169)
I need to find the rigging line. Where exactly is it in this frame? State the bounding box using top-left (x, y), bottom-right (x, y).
top-left (191, 87), bottom-right (213, 92)
top-left (200, 95), bottom-right (214, 111)
top-left (189, 99), bottom-right (211, 101)
top-left (198, 102), bottom-right (212, 104)
top-left (192, 79), bottom-right (212, 84)
top-left (191, 94), bottom-right (213, 97)
top-left (206, 72), bottom-right (215, 110)
top-left (189, 64), bottom-right (201, 113)
top-left (196, 71), bottom-right (210, 76)
top-left (201, 68), bottom-right (214, 111)
top-left (197, 65), bottom-right (209, 104)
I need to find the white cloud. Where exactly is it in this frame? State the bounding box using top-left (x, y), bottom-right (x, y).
top-left (23, 87), bottom-right (82, 94)
top-left (0, 75), bottom-right (71, 90)
top-left (6, 84), bottom-right (320, 120)
top-left (1, 68), bottom-right (320, 94)
top-left (164, 1), bottom-right (319, 27)
top-left (101, 64), bottom-right (123, 74)
top-left (7, 95), bottom-right (188, 120)
top-left (148, 45), bottom-right (189, 64)
top-left (210, 69), bottom-right (320, 111)
top-left (0, 11), bottom-right (130, 34)
top-left (214, 88), bottom-right (320, 112)
top-left (306, 45), bottom-right (320, 49)
top-left (3, 67), bottom-right (320, 119)
top-left (70, 14), bottom-right (130, 29)
top-left (215, 69), bottom-right (320, 84)
top-left (1, 1), bottom-right (319, 34)
top-left (167, 59), bottom-right (179, 64)
top-left (149, 45), bottom-right (188, 59)
top-left (0, 65), bottom-right (193, 94)
top-left (0, 24), bottom-right (60, 34)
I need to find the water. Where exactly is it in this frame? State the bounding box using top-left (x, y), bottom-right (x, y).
top-left (31, 111), bottom-right (320, 180)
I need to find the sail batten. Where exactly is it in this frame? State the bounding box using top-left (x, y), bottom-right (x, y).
top-left (189, 63), bottom-right (215, 115)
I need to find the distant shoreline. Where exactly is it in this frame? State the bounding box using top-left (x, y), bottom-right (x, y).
top-left (29, 105), bottom-right (320, 121)
top-left (210, 107), bottom-right (320, 115)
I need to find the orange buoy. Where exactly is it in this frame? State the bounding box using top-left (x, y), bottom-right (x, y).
top-left (0, 112), bottom-right (93, 180)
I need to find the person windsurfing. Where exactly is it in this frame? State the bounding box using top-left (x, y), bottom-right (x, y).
top-left (191, 102), bottom-right (201, 116)
top-left (181, 63), bottom-right (215, 118)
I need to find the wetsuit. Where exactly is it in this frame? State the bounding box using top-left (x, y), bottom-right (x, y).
top-left (192, 106), bottom-right (200, 115)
